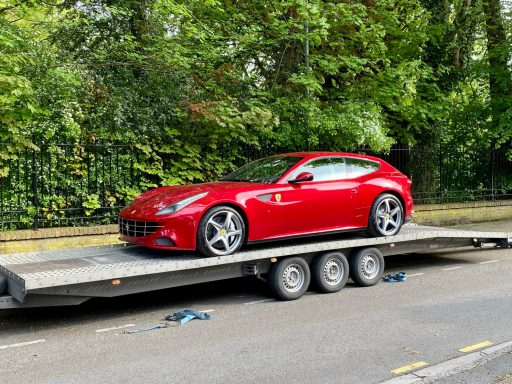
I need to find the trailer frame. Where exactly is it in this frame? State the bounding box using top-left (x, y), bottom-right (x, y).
top-left (0, 224), bottom-right (510, 309)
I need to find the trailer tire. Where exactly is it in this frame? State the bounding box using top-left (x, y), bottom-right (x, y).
top-left (312, 252), bottom-right (349, 293)
top-left (349, 248), bottom-right (384, 287)
top-left (0, 275), bottom-right (6, 295)
top-left (269, 257), bottom-right (310, 300)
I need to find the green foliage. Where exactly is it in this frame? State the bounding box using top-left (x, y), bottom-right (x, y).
top-left (0, 6), bottom-right (40, 175)
top-left (1, 0), bottom-right (512, 229)
top-left (82, 194), bottom-right (100, 216)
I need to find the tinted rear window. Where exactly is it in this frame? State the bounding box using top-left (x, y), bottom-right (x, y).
top-left (346, 157), bottom-right (380, 178)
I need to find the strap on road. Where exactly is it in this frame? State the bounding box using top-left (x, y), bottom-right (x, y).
top-left (165, 309), bottom-right (212, 325)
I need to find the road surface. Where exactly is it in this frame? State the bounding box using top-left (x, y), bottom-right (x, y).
top-left (0, 221), bottom-right (511, 384)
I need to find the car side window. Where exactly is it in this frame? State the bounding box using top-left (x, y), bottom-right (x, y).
top-left (289, 157), bottom-right (347, 182)
top-left (345, 157), bottom-right (380, 178)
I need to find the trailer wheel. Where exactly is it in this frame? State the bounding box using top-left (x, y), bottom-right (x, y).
top-left (269, 257), bottom-right (311, 300)
top-left (349, 248), bottom-right (384, 287)
top-left (312, 252), bottom-right (349, 293)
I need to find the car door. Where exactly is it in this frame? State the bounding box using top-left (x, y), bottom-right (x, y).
top-left (344, 156), bottom-right (382, 226)
top-left (277, 157), bottom-right (361, 236)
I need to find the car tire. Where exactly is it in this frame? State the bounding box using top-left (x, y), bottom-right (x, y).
top-left (311, 252), bottom-right (349, 293)
top-left (269, 257), bottom-right (311, 300)
top-left (349, 247), bottom-right (384, 287)
top-left (197, 205), bottom-right (246, 257)
top-left (367, 193), bottom-right (404, 237)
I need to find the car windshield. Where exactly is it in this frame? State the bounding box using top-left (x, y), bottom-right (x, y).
top-left (222, 156), bottom-right (303, 183)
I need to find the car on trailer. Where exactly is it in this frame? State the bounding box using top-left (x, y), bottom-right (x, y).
top-left (119, 152), bottom-right (413, 257)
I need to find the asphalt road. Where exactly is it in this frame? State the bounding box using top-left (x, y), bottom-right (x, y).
top-left (1, 221), bottom-right (512, 384)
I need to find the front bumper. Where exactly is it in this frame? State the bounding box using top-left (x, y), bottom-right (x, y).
top-left (118, 216), bottom-right (196, 250)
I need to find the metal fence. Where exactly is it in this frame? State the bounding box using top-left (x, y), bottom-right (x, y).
top-left (0, 143), bottom-right (142, 230)
top-left (367, 145), bottom-right (512, 205)
top-left (1, 143), bottom-right (511, 230)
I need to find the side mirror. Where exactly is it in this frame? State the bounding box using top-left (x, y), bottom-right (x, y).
top-left (289, 172), bottom-right (314, 183)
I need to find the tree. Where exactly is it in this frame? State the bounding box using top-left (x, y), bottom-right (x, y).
top-left (482, 0), bottom-right (512, 148)
top-left (0, 1), bottom-right (40, 175)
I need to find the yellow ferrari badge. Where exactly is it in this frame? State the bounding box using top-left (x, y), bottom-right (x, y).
top-left (275, 193), bottom-right (281, 202)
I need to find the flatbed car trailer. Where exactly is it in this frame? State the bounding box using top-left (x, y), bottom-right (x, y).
top-left (0, 224), bottom-right (510, 309)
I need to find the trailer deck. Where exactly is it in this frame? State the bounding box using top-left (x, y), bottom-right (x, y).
top-left (0, 224), bottom-right (510, 309)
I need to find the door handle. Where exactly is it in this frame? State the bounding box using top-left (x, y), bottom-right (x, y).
top-left (350, 188), bottom-right (358, 193)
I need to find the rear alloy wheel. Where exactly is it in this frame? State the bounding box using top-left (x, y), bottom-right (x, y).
top-left (269, 257), bottom-right (311, 300)
top-left (367, 193), bottom-right (403, 237)
top-left (197, 206), bottom-right (245, 257)
top-left (311, 252), bottom-right (349, 293)
top-left (349, 247), bottom-right (384, 287)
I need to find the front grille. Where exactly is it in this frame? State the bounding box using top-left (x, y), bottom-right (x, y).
top-left (119, 217), bottom-right (163, 237)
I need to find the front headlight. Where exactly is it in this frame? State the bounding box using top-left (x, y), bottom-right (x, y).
top-left (156, 192), bottom-right (208, 215)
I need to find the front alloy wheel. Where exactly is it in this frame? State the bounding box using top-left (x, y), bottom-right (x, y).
top-left (197, 206), bottom-right (245, 257)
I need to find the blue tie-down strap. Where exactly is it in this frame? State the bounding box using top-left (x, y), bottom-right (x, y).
top-left (125, 323), bottom-right (169, 334)
top-left (383, 272), bottom-right (407, 283)
top-left (165, 309), bottom-right (212, 325)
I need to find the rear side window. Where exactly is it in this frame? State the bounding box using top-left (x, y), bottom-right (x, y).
top-left (288, 157), bottom-right (347, 182)
top-left (345, 157), bottom-right (380, 178)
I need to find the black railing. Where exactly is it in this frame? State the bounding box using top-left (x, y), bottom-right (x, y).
top-left (361, 145), bottom-right (512, 204)
top-left (0, 143), bottom-right (144, 230)
top-left (1, 143), bottom-right (511, 230)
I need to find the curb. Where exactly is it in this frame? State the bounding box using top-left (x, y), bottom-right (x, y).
top-left (380, 340), bottom-right (512, 384)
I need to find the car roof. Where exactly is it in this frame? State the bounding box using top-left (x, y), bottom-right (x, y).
top-left (279, 151), bottom-right (383, 162)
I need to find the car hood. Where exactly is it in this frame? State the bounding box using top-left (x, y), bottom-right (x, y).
top-left (119, 181), bottom-right (260, 217)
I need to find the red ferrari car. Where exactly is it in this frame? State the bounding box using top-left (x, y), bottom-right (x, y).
top-left (118, 152), bottom-right (413, 257)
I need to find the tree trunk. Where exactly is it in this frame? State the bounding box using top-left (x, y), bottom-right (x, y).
top-left (452, 0), bottom-right (471, 67)
top-left (482, 0), bottom-right (512, 139)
